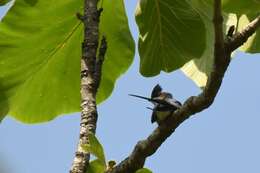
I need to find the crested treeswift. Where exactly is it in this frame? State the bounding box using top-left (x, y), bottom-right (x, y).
top-left (129, 84), bottom-right (182, 125)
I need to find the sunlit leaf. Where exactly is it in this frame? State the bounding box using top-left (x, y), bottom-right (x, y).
top-left (0, 0), bottom-right (134, 122)
top-left (86, 159), bottom-right (106, 173)
top-left (82, 133), bottom-right (106, 165)
top-left (135, 168), bottom-right (153, 173)
top-left (97, 0), bottom-right (135, 102)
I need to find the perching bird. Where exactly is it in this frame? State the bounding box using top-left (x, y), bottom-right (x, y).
top-left (129, 84), bottom-right (182, 125)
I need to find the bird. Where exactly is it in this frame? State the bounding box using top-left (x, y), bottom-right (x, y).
top-left (129, 84), bottom-right (182, 125)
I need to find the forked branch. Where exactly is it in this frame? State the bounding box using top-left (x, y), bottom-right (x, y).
top-left (108, 2), bottom-right (260, 173)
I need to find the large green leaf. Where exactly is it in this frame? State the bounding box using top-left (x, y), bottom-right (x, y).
top-left (97, 0), bottom-right (135, 102)
top-left (0, 0), bottom-right (134, 123)
top-left (135, 0), bottom-right (206, 76)
top-left (222, 0), bottom-right (260, 15)
top-left (181, 0), bottom-right (215, 88)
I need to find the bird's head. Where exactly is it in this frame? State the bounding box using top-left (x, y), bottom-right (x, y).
top-left (158, 92), bottom-right (173, 100)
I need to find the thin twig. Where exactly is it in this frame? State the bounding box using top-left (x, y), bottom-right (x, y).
top-left (108, 4), bottom-right (260, 173)
top-left (226, 15), bottom-right (260, 52)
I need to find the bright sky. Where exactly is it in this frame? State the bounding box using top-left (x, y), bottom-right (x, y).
top-left (1, 1), bottom-right (260, 173)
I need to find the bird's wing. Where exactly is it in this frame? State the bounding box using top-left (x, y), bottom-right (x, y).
top-left (151, 111), bottom-right (157, 123)
top-left (152, 97), bottom-right (181, 109)
top-left (166, 98), bottom-right (182, 108)
top-left (151, 97), bottom-right (168, 105)
top-left (147, 105), bottom-right (175, 112)
top-left (152, 97), bottom-right (174, 107)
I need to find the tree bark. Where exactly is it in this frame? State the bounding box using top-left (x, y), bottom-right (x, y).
top-left (70, 0), bottom-right (103, 172)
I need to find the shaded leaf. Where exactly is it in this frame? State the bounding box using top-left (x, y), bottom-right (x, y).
top-left (0, 0), bottom-right (10, 6)
top-left (135, 0), bottom-right (206, 76)
top-left (0, 0), bottom-right (134, 122)
top-left (222, 0), bottom-right (260, 15)
top-left (181, 0), bottom-right (215, 88)
top-left (82, 133), bottom-right (106, 164)
top-left (247, 29), bottom-right (260, 53)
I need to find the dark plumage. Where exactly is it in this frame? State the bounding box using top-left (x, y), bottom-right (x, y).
top-left (151, 84), bottom-right (162, 98)
top-left (129, 84), bottom-right (182, 124)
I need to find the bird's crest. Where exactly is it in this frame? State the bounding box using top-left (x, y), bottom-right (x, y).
top-left (151, 84), bottom-right (162, 98)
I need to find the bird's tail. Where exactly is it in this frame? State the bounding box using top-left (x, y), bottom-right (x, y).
top-left (128, 94), bottom-right (153, 102)
top-left (146, 107), bottom-right (154, 110)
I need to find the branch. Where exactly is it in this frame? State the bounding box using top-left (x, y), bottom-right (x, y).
top-left (70, 1), bottom-right (105, 173)
top-left (226, 15), bottom-right (260, 52)
top-left (108, 5), bottom-right (260, 173)
top-left (95, 36), bottom-right (107, 91)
